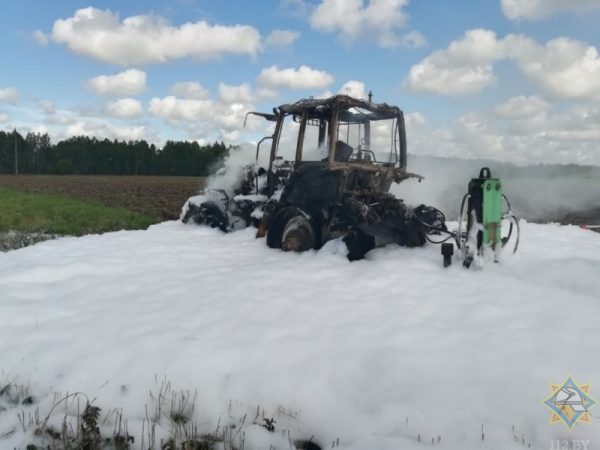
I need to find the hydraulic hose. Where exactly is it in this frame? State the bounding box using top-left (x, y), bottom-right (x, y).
top-left (501, 194), bottom-right (520, 254)
top-left (456, 193), bottom-right (470, 250)
top-left (419, 191), bottom-right (520, 259)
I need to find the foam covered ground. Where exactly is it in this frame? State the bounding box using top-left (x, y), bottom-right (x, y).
top-left (1, 221), bottom-right (599, 449)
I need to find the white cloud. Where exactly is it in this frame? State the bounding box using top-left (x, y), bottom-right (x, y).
top-left (30, 103), bottom-right (161, 144)
top-left (338, 80), bottom-right (367, 99)
top-left (31, 102), bottom-right (158, 142)
top-left (315, 90), bottom-right (333, 99)
top-left (408, 102), bottom-right (600, 165)
top-left (148, 94), bottom-right (259, 133)
top-left (404, 29), bottom-right (503, 96)
top-left (39, 104), bottom-right (76, 126)
top-left (501, 0), bottom-right (600, 20)
top-left (148, 96), bottom-right (215, 124)
top-left (265, 29), bottom-right (300, 47)
top-left (398, 30), bottom-right (427, 49)
top-left (0, 112), bottom-right (10, 123)
top-left (309, 0), bottom-right (422, 48)
top-left (219, 129), bottom-right (241, 142)
top-left (279, 0), bottom-right (309, 17)
top-left (147, 84), bottom-right (269, 144)
top-left (87, 69), bottom-right (147, 96)
top-left (405, 112), bottom-right (427, 126)
top-left (507, 35), bottom-right (600, 99)
top-left (404, 29), bottom-right (600, 99)
top-left (0, 87), bottom-right (20, 105)
top-left (256, 87), bottom-right (279, 99)
top-left (170, 81), bottom-right (210, 100)
top-left (50, 7), bottom-right (262, 66)
top-left (103, 98), bottom-right (144, 119)
top-left (405, 61), bottom-right (496, 96)
top-left (214, 103), bottom-right (256, 131)
top-left (218, 83), bottom-right (255, 104)
top-left (45, 111), bottom-right (77, 126)
top-left (32, 30), bottom-right (49, 45)
top-left (66, 120), bottom-right (157, 142)
top-left (494, 95), bottom-right (550, 118)
top-left (39, 100), bottom-right (55, 115)
top-left (258, 65), bottom-right (334, 90)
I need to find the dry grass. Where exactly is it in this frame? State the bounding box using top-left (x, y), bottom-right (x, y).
top-left (0, 377), bottom-right (311, 450)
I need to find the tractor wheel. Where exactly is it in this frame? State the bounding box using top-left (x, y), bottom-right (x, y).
top-left (182, 200), bottom-right (228, 231)
top-left (267, 207), bottom-right (315, 252)
top-left (181, 201), bottom-right (203, 224)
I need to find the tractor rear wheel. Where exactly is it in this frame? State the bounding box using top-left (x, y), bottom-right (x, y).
top-left (267, 207), bottom-right (315, 252)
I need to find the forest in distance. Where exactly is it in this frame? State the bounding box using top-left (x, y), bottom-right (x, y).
top-left (0, 130), bottom-right (230, 177)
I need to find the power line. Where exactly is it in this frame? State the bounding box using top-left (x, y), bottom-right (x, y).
top-left (13, 128), bottom-right (18, 175)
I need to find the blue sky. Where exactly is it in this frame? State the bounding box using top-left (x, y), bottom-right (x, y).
top-left (1, 0), bottom-right (599, 165)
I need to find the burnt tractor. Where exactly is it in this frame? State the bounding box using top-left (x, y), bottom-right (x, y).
top-left (182, 94), bottom-right (448, 260)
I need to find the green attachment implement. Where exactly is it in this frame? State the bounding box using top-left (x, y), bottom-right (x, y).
top-left (457, 167), bottom-right (520, 268)
top-left (482, 178), bottom-right (502, 248)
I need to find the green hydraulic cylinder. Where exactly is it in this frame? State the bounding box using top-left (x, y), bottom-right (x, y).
top-left (481, 178), bottom-right (502, 248)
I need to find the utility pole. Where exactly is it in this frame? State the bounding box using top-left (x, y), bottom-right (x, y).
top-left (13, 128), bottom-right (18, 175)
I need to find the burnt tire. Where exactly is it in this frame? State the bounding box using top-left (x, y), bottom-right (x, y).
top-left (181, 201), bottom-right (203, 224)
top-left (266, 207), bottom-right (315, 252)
top-left (182, 200), bottom-right (228, 232)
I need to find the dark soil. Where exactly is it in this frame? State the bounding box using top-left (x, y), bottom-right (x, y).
top-left (0, 175), bottom-right (204, 221)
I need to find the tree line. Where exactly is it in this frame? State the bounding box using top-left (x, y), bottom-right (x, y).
top-left (0, 131), bottom-right (231, 176)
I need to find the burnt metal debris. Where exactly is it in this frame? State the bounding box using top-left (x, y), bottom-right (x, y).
top-left (182, 94), bottom-right (447, 260)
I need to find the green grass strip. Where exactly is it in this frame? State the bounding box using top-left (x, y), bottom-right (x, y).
top-left (0, 187), bottom-right (156, 236)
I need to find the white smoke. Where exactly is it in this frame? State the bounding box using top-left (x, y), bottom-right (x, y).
top-left (393, 155), bottom-right (600, 224)
top-left (204, 142), bottom-right (273, 195)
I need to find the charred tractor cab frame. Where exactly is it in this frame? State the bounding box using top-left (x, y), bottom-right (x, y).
top-left (182, 94), bottom-right (518, 263)
top-left (246, 95), bottom-right (414, 198)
